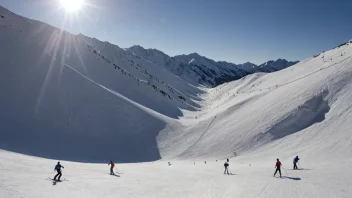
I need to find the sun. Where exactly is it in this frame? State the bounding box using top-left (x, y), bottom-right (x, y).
top-left (60, 0), bottom-right (85, 12)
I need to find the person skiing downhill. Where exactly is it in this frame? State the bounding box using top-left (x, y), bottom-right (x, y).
top-left (224, 159), bottom-right (229, 174)
top-left (108, 161), bottom-right (115, 175)
top-left (53, 162), bottom-right (64, 181)
top-left (293, 156), bottom-right (300, 170)
top-left (273, 159), bottom-right (282, 177)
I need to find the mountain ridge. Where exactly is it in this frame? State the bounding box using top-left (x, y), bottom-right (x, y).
top-left (128, 44), bottom-right (298, 87)
top-left (129, 44), bottom-right (298, 69)
top-left (0, 5), bottom-right (298, 89)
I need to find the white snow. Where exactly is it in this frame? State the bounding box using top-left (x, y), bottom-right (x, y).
top-left (188, 58), bottom-right (195, 64)
top-left (1, 150), bottom-right (352, 198)
top-left (1, 5), bottom-right (352, 198)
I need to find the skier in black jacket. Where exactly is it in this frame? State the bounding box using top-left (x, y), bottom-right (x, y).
top-left (54, 162), bottom-right (64, 181)
top-left (293, 156), bottom-right (300, 170)
top-left (224, 159), bottom-right (229, 174)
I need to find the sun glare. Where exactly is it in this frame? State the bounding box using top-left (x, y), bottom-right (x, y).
top-left (60, 0), bottom-right (85, 12)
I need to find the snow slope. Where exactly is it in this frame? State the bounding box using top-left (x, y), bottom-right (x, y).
top-left (159, 42), bottom-right (352, 161)
top-left (0, 6), bottom-right (191, 162)
top-left (1, 150), bottom-right (352, 198)
top-left (1, 5), bottom-right (352, 198)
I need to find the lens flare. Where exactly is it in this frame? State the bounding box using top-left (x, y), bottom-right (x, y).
top-left (60, 0), bottom-right (85, 12)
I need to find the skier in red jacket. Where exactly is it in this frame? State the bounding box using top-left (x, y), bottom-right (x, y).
top-left (273, 158), bottom-right (282, 177)
top-left (108, 161), bottom-right (115, 175)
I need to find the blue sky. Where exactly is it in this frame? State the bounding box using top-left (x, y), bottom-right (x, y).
top-left (1, 0), bottom-right (351, 64)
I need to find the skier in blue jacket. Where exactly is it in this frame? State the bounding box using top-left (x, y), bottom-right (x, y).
top-left (54, 162), bottom-right (64, 181)
top-left (293, 156), bottom-right (300, 170)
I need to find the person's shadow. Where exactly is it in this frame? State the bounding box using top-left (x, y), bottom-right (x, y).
top-left (51, 179), bottom-right (63, 185)
top-left (49, 178), bottom-right (66, 185)
top-left (283, 176), bottom-right (301, 180)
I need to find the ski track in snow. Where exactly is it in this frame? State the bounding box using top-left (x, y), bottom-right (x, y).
top-left (177, 115), bottom-right (218, 158)
top-left (188, 58), bottom-right (195, 64)
top-left (64, 64), bottom-right (169, 121)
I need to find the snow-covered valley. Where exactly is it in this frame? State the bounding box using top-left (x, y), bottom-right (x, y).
top-left (1, 5), bottom-right (352, 198)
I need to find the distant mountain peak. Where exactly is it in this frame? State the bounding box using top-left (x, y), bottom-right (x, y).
top-left (258, 59), bottom-right (299, 72)
top-left (127, 44), bottom-right (299, 87)
top-left (188, 52), bottom-right (201, 57)
top-left (128, 45), bottom-right (169, 58)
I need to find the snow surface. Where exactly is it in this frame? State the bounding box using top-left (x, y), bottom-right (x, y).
top-left (188, 58), bottom-right (195, 64)
top-left (1, 5), bottom-right (352, 198)
top-left (1, 150), bottom-right (352, 198)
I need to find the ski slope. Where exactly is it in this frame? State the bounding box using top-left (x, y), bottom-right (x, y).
top-left (1, 5), bottom-right (352, 198)
top-left (1, 150), bottom-right (351, 198)
top-left (0, 5), bottom-right (197, 162)
top-left (159, 42), bottom-right (352, 162)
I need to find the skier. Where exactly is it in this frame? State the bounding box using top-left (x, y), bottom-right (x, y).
top-left (273, 158), bottom-right (282, 177)
top-left (224, 159), bottom-right (229, 174)
top-left (53, 162), bottom-right (64, 181)
top-left (293, 156), bottom-right (300, 170)
top-left (108, 161), bottom-right (115, 175)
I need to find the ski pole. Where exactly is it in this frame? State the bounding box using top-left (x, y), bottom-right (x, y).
top-left (114, 168), bottom-right (123, 174)
top-left (298, 162), bottom-right (302, 169)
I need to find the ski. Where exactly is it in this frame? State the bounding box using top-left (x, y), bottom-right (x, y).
top-left (47, 177), bottom-right (67, 182)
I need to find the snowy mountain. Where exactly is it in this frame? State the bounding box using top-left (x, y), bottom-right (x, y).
top-left (1, 5), bottom-right (352, 197)
top-left (0, 5), bottom-right (203, 162)
top-left (128, 45), bottom-right (297, 87)
top-left (258, 59), bottom-right (299, 72)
